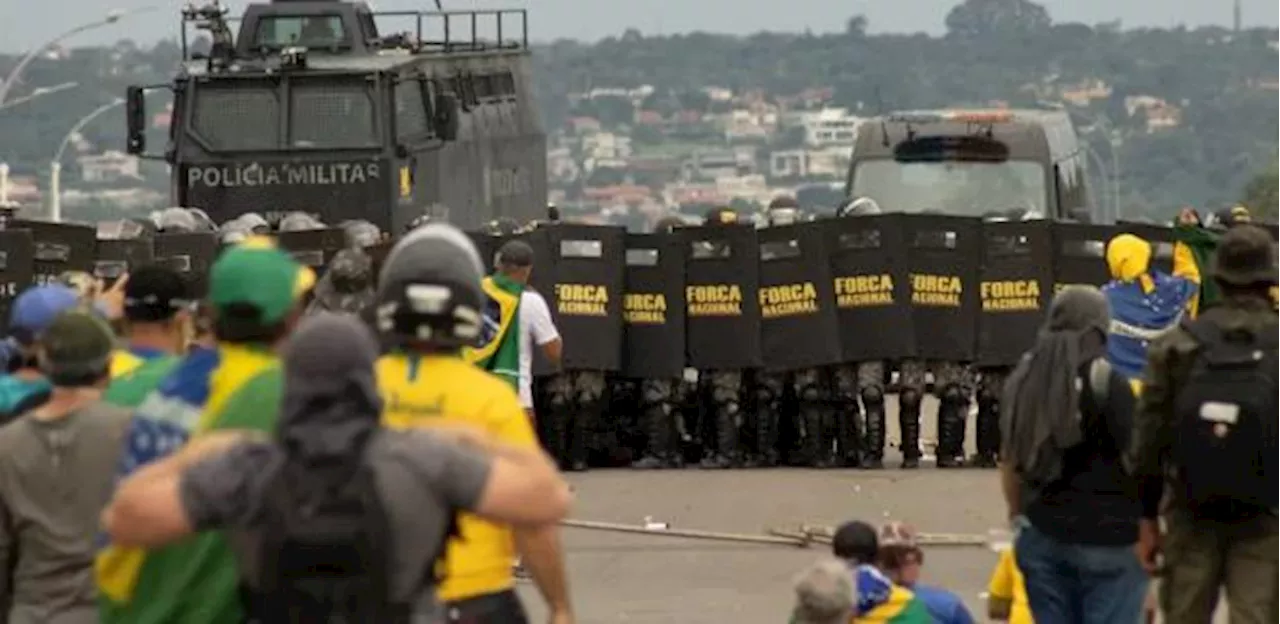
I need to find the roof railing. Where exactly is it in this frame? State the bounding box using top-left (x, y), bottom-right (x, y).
top-left (373, 9), bottom-right (528, 54)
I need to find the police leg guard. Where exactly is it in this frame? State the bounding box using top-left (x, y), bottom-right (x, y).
top-left (834, 396), bottom-right (862, 468)
top-left (753, 384), bottom-right (782, 468)
top-left (897, 389), bottom-right (922, 470)
top-left (545, 384), bottom-right (572, 470)
top-left (935, 386), bottom-right (969, 469)
top-left (700, 399), bottom-right (741, 469)
top-left (859, 387), bottom-right (887, 469)
top-left (971, 387), bottom-right (1000, 468)
top-left (630, 403), bottom-right (669, 470)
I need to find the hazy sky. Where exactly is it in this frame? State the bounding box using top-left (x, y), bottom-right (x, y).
top-left (2, 0), bottom-right (1277, 52)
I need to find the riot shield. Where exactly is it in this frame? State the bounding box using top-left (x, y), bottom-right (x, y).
top-left (901, 214), bottom-right (981, 362)
top-left (621, 232), bottom-right (686, 379)
top-left (1117, 221), bottom-right (1174, 274)
top-left (825, 214), bottom-right (913, 362)
top-left (155, 233), bottom-right (219, 298)
top-left (94, 238), bottom-right (155, 282)
top-left (977, 221), bottom-right (1053, 367)
top-left (0, 230), bottom-right (35, 335)
top-left (682, 223), bottom-right (762, 370)
top-left (1052, 222), bottom-right (1120, 290)
top-left (758, 222), bottom-right (841, 371)
top-left (276, 228), bottom-right (347, 275)
top-left (465, 231), bottom-right (500, 272)
top-left (540, 224), bottom-right (625, 372)
top-left (12, 220), bottom-right (95, 286)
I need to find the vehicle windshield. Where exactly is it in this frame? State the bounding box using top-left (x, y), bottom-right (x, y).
top-left (191, 78), bottom-right (379, 151)
top-left (849, 159), bottom-right (1048, 218)
top-left (253, 15), bottom-right (349, 49)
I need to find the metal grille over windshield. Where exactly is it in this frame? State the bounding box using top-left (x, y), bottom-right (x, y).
top-left (193, 84), bottom-right (280, 151)
top-left (290, 84), bottom-right (377, 149)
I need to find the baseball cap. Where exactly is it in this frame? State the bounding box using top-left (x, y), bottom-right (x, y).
top-left (1212, 224), bottom-right (1278, 286)
top-left (790, 559), bottom-right (855, 624)
top-left (209, 238), bottom-right (316, 324)
top-left (124, 264), bottom-right (191, 323)
top-left (9, 285), bottom-right (81, 346)
top-left (38, 311), bottom-right (116, 386)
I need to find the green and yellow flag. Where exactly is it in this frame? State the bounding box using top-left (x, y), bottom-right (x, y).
top-left (462, 274), bottom-right (523, 389)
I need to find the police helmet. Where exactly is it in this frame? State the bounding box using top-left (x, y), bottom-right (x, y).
top-left (653, 215), bottom-right (686, 233)
top-left (837, 197), bottom-right (881, 218)
top-left (279, 212), bottom-right (325, 232)
top-left (482, 217), bottom-right (521, 237)
top-left (186, 207), bottom-right (217, 232)
top-left (375, 223), bottom-right (485, 348)
top-left (238, 212), bottom-right (271, 233)
top-left (156, 207), bottom-right (199, 233)
top-left (340, 219), bottom-right (383, 248)
top-left (767, 195), bottom-right (800, 211)
top-left (404, 213), bottom-right (433, 233)
top-left (704, 206), bottom-right (738, 226)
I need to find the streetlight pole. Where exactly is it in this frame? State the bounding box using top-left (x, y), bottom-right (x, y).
top-left (0, 82), bottom-right (78, 113)
top-left (0, 6), bottom-right (156, 107)
top-left (50, 98), bottom-right (126, 222)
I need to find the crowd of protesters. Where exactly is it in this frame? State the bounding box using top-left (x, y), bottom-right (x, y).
top-left (0, 228), bottom-right (574, 624)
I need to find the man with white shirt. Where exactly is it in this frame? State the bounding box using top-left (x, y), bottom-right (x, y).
top-left (491, 241), bottom-right (563, 421)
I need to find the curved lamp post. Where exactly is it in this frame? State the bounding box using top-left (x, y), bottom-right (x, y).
top-left (50, 98), bottom-right (126, 222)
top-left (0, 6), bottom-right (155, 107)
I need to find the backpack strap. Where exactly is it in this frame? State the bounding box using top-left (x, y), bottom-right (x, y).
top-left (1087, 357), bottom-right (1112, 406)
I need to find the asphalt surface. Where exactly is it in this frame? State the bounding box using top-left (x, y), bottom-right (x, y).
top-left (515, 398), bottom-right (1232, 624)
top-left (517, 397), bottom-right (1010, 624)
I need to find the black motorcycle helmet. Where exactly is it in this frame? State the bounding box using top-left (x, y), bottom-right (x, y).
top-left (375, 222), bottom-right (485, 350)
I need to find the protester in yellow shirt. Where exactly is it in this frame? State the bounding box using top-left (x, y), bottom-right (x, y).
top-left (373, 223), bottom-right (574, 624)
top-left (987, 548), bottom-right (1034, 624)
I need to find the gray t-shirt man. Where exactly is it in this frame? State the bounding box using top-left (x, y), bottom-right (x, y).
top-left (0, 402), bottom-right (132, 624)
top-left (178, 428), bottom-right (493, 620)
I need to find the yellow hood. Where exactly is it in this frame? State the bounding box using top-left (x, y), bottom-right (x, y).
top-left (1106, 234), bottom-right (1154, 293)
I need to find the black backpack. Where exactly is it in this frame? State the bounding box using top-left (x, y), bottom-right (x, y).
top-left (1172, 319), bottom-right (1279, 520)
top-left (247, 448), bottom-right (410, 624)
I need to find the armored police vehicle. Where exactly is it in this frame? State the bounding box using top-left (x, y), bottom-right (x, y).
top-left (125, 0), bottom-right (546, 232)
top-left (846, 109), bottom-right (1092, 223)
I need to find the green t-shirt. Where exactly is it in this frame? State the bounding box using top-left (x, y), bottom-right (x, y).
top-left (102, 356), bottom-right (180, 409)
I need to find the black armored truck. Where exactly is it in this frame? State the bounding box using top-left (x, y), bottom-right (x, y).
top-left (125, 0), bottom-right (547, 232)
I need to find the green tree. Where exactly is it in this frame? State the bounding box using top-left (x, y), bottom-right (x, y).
top-left (1241, 164), bottom-right (1279, 221)
top-left (945, 0), bottom-right (1052, 38)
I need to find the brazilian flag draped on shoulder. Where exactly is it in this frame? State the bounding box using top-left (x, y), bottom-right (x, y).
top-left (853, 565), bottom-right (932, 623)
top-left (463, 273), bottom-right (523, 389)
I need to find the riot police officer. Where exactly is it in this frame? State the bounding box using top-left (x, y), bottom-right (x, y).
top-left (896, 360), bottom-right (971, 469)
top-left (831, 197), bottom-right (884, 468)
top-left (697, 206), bottom-right (748, 469)
top-left (630, 216), bottom-right (687, 470)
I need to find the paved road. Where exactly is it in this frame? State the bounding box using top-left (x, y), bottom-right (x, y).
top-left (518, 397), bottom-right (1007, 623)
top-left (516, 398), bottom-right (1225, 623)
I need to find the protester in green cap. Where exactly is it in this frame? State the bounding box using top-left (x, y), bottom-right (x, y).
top-left (97, 236), bottom-right (314, 624)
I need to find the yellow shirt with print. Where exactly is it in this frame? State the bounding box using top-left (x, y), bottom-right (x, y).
top-left (987, 548), bottom-right (1034, 624)
top-left (377, 353), bottom-right (537, 602)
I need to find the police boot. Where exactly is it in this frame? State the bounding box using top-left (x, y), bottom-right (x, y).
top-left (970, 391), bottom-right (1000, 469)
top-left (898, 390), bottom-right (922, 470)
top-left (700, 402), bottom-right (741, 469)
top-left (935, 387), bottom-right (968, 469)
top-left (801, 407), bottom-right (831, 468)
top-left (566, 407), bottom-right (590, 472)
top-left (835, 400), bottom-right (863, 468)
top-left (754, 402), bottom-right (781, 468)
top-left (631, 403), bottom-right (673, 470)
top-left (859, 387), bottom-right (887, 469)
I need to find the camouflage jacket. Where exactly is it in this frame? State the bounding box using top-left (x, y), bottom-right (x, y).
top-left (1129, 294), bottom-right (1277, 519)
